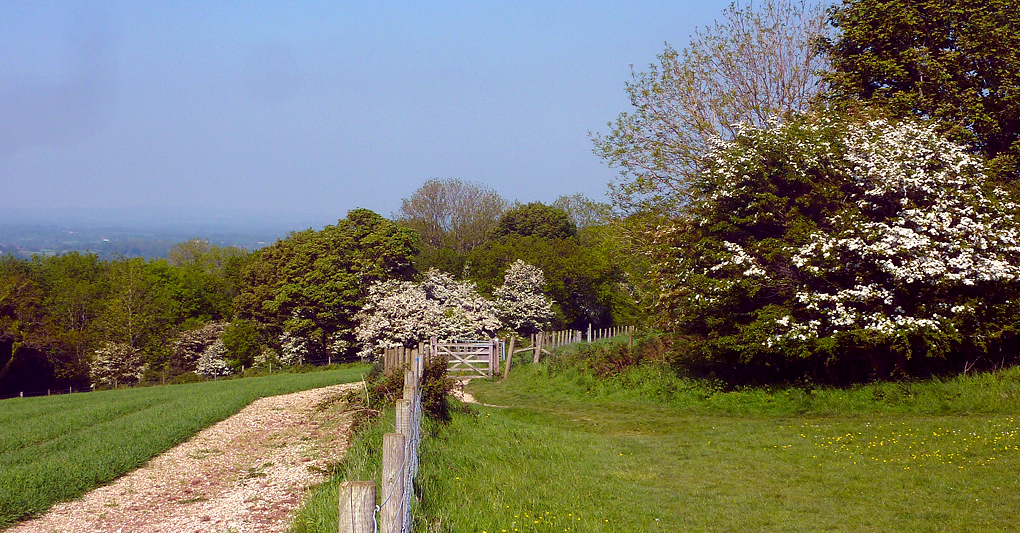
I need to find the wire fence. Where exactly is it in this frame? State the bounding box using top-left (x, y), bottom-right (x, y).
top-left (0, 355), bottom-right (358, 401)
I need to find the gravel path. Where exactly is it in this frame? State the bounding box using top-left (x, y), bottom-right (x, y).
top-left (9, 383), bottom-right (360, 533)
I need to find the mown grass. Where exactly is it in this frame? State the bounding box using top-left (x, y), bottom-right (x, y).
top-left (0, 365), bottom-right (368, 529)
top-left (411, 351), bottom-right (1020, 532)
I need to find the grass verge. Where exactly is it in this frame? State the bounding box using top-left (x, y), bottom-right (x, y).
top-left (413, 359), bottom-right (1020, 532)
top-left (288, 406), bottom-right (392, 533)
top-left (0, 364), bottom-right (368, 529)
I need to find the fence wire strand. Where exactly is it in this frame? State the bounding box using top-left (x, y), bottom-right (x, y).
top-left (371, 360), bottom-right (424, 533)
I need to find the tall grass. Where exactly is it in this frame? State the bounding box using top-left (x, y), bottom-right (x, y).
top-left (522, 336), bottom-right (1020, 416)
top-left (0, 365), bottom-right (368, 529)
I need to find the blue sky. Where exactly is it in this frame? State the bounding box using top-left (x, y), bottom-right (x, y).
top-left (1, 1), bottom-right (734, 227)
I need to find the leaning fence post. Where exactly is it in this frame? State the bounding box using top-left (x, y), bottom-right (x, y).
top-left (338, 481), bottom-right (375, 533)
top-left (380, 433), bottom-right (407, 533)
top-left (503, 336), bottom-right (515, 380)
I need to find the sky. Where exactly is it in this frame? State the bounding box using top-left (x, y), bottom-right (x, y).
top-left (1, 0), bottom-right (734, 229)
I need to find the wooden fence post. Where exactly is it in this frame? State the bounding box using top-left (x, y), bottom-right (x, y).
top-left (380, 433), bottom-right (406, 533)
top-left (403, 370), bottom-right (416, 401)
top-left (490, 337), bottom-right (497, 377)
top-left (503, 336), bottom-right (515, 380)
top-left (395, 399), bottom-right (411, 436)
top-left (533, 332), bottom-right (542, 364)
top-left (338, 481), bottom-right (375, 533)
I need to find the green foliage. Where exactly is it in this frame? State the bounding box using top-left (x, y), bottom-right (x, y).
top-left (396, 178), bottom-right (507, 254)
top-left (824, 0), bottom-right (1020, 178)
top-left (420, 355), bottom-right (454, 422)
top-left (593, 0), bottom-right (829, 214)
top-left (491, 202), bottom-right (577, 241)
top-left (466, 235), bottom-right (631, 329)
top-left (652, 112), bottom-right (1020, 383)
top-left (0, 365), bottom-right (368, 528)
top-left (547, 333), bottom-right (666, 379)
top-left (221, 319), bottom-right (261, 369)
top-left (234, 209), bottom-right (419, 360)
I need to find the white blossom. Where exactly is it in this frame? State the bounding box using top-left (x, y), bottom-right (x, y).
top-left (90, 342), bottom-right (145, 387)
top-left (494, 260), bottom-right (554, 335)
top-left (196, 339), bottom-right (232, 377)
top-left (279, 331), bottom-right (310, 366)
top-left (355, 269), bottom-right (501, 359)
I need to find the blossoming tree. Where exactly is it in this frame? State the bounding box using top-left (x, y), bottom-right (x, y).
top-left (355, 269), bottom-right (501, 359)
top-left (654, 113), bottom-right (1020, 382)
top-left (494, 259), bottom-right (554, 335)
top-left (90, 342), bottom-right (145, 387)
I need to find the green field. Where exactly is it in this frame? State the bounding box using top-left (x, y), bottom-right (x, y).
top-left (0, 365), bottom-right (368, 529)
top-left (407, 361), bottom-right (1020, 532)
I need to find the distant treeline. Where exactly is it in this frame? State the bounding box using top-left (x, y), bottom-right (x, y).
top-left (0, 197), bottom-right (641, 397)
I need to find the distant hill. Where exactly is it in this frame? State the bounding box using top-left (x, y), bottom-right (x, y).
top-left (0, 207), bottom-right (345, 259)
top-left (0, 223), bottom-right (285, 259)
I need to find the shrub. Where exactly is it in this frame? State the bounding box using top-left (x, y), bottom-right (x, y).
top-left (652, 113), bottom-right (1020, 383)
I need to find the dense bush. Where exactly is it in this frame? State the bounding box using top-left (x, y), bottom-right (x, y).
top-left (363, 356), bottom-right (453, 422)
top-left (652, 112), bottom-right (1020, 383)
top-left (549, 333), bottom-right (667, 379)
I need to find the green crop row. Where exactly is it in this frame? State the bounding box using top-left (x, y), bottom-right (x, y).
top-left (0, 365), bottom-right (368, 529)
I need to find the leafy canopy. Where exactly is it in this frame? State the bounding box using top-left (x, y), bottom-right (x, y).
top-left (824, 0), bottom-right (1020, 178)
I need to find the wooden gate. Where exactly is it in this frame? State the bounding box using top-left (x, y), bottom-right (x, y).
top-left (433, 338), bottom-right (498, 379)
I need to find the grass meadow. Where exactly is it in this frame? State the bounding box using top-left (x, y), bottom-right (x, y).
top-left (0, 365), bottom-right (368, 529)
top-left (290, 338), bottom-right (1020, 532)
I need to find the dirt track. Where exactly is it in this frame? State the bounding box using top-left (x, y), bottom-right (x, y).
top-left (9, 383), bottom-right (359, 533)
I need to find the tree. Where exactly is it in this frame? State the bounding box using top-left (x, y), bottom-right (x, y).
top-left (355, 269), bottom-right (501, 358)
top-left (467, 235), bottom-right (632, 329)
top-left (491, 202), bottom-right (577, 241)
top-left (233, 208), bottom-right (418, 360)
top-left (0, 259), bottom-right (57, 396)
top-left (167, 239), bottom-right (249, 321)
top-left (36, 252), bottom-right (107, 385)
top-left (90, 342), bottom-right (145, 387)
top-left (823, 0), bottom-right (1020, 179)
top-left (221, 319), bottom-right (261, 369)
top-left (593, 0), bottom-right (829, 214)
top-left (653, 112), bottom-right (1020, 383)
top-left (494, 260), bottom-right (554, 335)
top-left (397, 178), bottom-right (507, 254)
top-left (551, 194), bottom-right (613, 230)
top-left (171, 321), bottom-right (227, 374)
top-left (195, 339), bottom-right (232, 377)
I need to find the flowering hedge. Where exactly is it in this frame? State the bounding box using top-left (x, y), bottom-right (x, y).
top-left (355, 269), bottom-right (501, 359)
top-left (654, 113), bottom-right (1020, 382)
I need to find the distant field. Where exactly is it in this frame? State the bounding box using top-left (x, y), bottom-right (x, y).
top-left (409, 363), bottom-right (1020, 532)
top-left (0, 365), bottom-right (368, 529)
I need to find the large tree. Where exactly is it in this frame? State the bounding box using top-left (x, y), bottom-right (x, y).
top-left (593, 0), bottom-right (829, 214)
top-left (234, 208), bottom-right (418, 360)
top-left (0, 259), bottom-right (57, 396)
top-left (491, 202), bottom-right (577, 241)
top-left (823, 0), bottom-right (1020, 179)
top-left (355, 269), bottom-right (501, 358)
top-left (396, 178), bottom-right (507, 254)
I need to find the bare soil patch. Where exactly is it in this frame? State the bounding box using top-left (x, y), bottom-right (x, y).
top-left (9, 383), bottom-right (359, 533)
